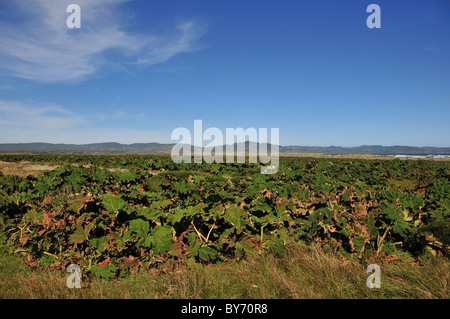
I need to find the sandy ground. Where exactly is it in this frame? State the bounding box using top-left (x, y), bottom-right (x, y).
top-left (0, 161), bottom-right (60, 177)
top-left (0, 161), bottom-right (131, 177)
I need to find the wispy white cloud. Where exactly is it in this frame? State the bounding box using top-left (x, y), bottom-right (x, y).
top-left (91, 109), bottom-right (147, 121)
top-left (0, 100), bottom-right (169, 144)
top-left (0, 100), bottom-right (86, 130)
top-left (0, 0), bottom-right (206, 82)
top-left (0, 126), bottom-right (172, 144)
top-left (135, 20), bottom-right (207, 65)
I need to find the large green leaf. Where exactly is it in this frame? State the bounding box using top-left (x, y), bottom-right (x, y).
top-left (91, 263), bottom-right (117, 280)
top-left (169, 208), bottom-right (186, 224)
top-left (90, 236), bottom-right (110, 252)
top-left (128, 219), bottom-right (151, 247)
top-left (225, 204), bottom-right (247, 233)
top-left (101, 193), bottom-right (126, 214)
top-left (198, 245), bottom-right (218, 262)
top-left (171, 181), bottom-right (195, 195)
top-left (69, 221), bottom-right (94, 244)
top-left (136, 207), bottom-right (160, 222)
top-left (129, 219), bottom-right (150, 237)
top-left (235, 237), bottom-right (258, 258)
top-left (150, 225), bottom-right (172, 255)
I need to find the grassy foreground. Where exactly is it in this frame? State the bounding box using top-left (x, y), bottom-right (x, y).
top-left (1, 244), bottom-right (448, 299)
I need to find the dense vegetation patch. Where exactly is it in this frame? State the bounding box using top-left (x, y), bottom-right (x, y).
top-left (0, 154), bottom-right (448, 280)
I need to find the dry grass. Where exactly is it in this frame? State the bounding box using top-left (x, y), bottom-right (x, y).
top-left (0, 161), bottom-right (59, 177)
top-left (1, 244), bottom-right (448, 299)
top-left (0, 161), bottom-right (132, 178)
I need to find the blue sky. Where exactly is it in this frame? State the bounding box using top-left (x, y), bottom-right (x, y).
top-left (0, 0), bottom-right (449, 147)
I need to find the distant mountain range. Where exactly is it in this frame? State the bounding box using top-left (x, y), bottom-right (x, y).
top-left (0, 142), bottom-right (173, 154)
top-left (1, 142), bottom-right (450, 156)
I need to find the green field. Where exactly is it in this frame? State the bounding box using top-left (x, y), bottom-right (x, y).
top-left (0, 154), bottom-right (448, 298)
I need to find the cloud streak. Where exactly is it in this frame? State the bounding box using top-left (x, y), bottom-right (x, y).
top-left (0, 99), bottom-right (171, 144)
top-left (0, 100), bottom-right (86, 130)
top-left (0, 0), bottom-right (206, 82)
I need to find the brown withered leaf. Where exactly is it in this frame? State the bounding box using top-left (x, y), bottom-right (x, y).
top-left (42, 211), bottom-right (56, 230)
top-left (250, 237), bottom-right (262, 250)
top-left (19, 236), bottom-right (31, 245)
top-left (175, 229), bottom-right (189, 243)
top-left (382, 254), bottom-right (400, 263)
top-left (56, 219), bottom-right (65, 229)
top-left (294, 207), bottom-right (309, 216)
top-left (38, 229), bottom-right (46, 236)
top-left (121, 255), bottom-right (142, 275)
top-left (97, 258), bottom-right (111, 267)
top-left (148, 269), bottom-right (160, 277)
top-left (78, 196), bottom-right (96, 212)
top-left (169, 242), bottom-right (183, 257)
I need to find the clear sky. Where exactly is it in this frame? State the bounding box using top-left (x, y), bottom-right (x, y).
top-left (0, 0), bottom-right (449, 147)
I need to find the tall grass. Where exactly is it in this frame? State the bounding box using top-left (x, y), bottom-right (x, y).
top-left (1, 244), bottom-right (448, 299)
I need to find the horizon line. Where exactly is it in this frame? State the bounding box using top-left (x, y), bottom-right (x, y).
top-left (0, 141), bottom-right (449, 148)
